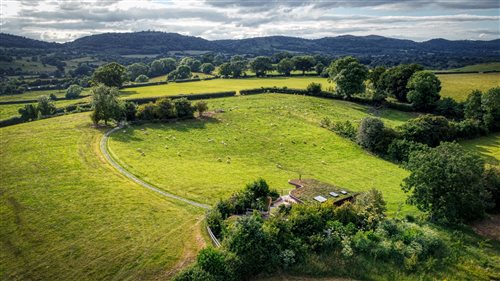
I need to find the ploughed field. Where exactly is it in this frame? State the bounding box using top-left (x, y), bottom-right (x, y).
top-left (108, 94), bottom-right (417, 214)
top-left (0, 113), bottom-right (205, 281)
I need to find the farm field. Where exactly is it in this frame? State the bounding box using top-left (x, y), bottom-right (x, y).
top-left (461, 133), bottom-right (500, 166)
top-left (444, 62), bottom-right (500, 72)
top-left (438, 73), bottom-right (500, 101)
top-left (108, 94), bottom-right (417, 214)
top-left (0, 113), bottom-right (205, 281)
top-left (0, 99), bottom-right (90, 120)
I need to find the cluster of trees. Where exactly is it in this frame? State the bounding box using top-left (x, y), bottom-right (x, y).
top-left (18, 95), bottom-right (56, 121)
top-left (134, 97), bottom-right (197, 121)
top-left (178, 180), bottom-right (449, 280)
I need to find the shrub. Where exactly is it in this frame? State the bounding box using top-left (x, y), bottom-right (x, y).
top-left (123, 101), bottom-right (137, 121)
top-left (481, 86), bottom-right (500, 131)
top-left (483, 166), bottom-right (500, 212)
top-left (19, 104), bottom-right (38, 121)
top-left (65, 84), bottom-right (83, 99)
top-left (134, 74), bottom-right (149, 83)
top-left (155, 98), bottom-right (177, 119)
top-left (172, 265), bottom-right (215, 281)
top-left (397, 114), bottom-right (455, 147)
top-left (387, 139), bottom-right (429, 163)
top-left (37, 95), bottom-right (56, 116)
top-left (357, 117), bottom-right (394, 154)
top-left (200, 63), bottom-right (215, 74)
top-left (453, 119), bottom-right (486, 139)
top-left (195, 101), bottom-right (208, 117)
top-left (406, 71), bottom-right (441, 111)
top-left (306, 82), bottom-right (322, 95)
top-left (434, 97), bottom-right (463, 119)
top-left (331, 120), bottom-right (357, 141)
top-left (136, 102), bottom-right (157, 120)
top-left (174, 98), bottom-right (195, 118)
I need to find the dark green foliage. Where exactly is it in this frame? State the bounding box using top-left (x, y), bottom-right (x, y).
top-left (407, 71), bottom-right (441, 111)
top-left (314, 63), bottom-right (325, 75)
top-left (292, 56), bottom-right (315, 74)
top-left (250, 56), bottom-right (273, 77)
top-left (174, 98), bottom-right (195, 118)
top-left (200, 63), bottom-right (215, 74)
top-left (136, 102), bottom-right (157, 120)
top-left (123, 101), bottom-right (137, 121)
top-left (482, 166), bottom-right (500, 212)
top-left (173, 265), bottom-right (215, 281)
top-left (453, 119), bottom-right (486, 139)
top-left (330, 120), bottom-right (357, 141)
top-left (387, 139), bottom-right (429, 163)
top-left (155, 98), bottom-right (177, 119)
top-left (90, 85), bottom-right (124, 125)
top-left (91, 62), bottom-right (128, 88)
top-left (134, 74), bottom-right (149, 83)
top-left (328, 56), bottom-right (368, 98)
top-left (306, 82), bottom-right (322, 95)
top-left (18, 104), bottom-right (38, 121)
top-left (397, 114), bottom-right (455, 147)
top-left (357, 117), bottom-right (394, 154)
top-left (379, 64), bottom-right (424, 102)
top-left (65, 84), bottom-right (83, 99)
top-left (127, 91), bottom-right (236, 105)
top-left (277, 58), bottom-right (294, 76)
top-left (127, 63), bottom-right (149, 81)
top-left (180, 57), bottom-right (202, 72)
top-left (196, 247), bottom-right (240, 281)
top-left (369, 66), bottom-right (387, 102)
top-left (167, 65), bottom-right (192, 81)
top-left (434, 97), bottom-right (463, 119)
top-left (402, 142), bottom-right (488, 223)
top-left (149, 58), bottom-right (177, 77)
top-left (481, 86), bottom-right (500, 131)
top-left (464, 90), bottom-right (483, 120)
top-left (195, 101), bottom-right (208, 117)
top-left (37, 95), bottom-right (57, 116)
top-left (218, 62), bottom-right (232, 77)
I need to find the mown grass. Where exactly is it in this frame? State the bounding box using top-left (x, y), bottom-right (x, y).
top-left (437, 73), bottom-right (500, 101)
top-left (0, 113), bottom-right (205, 281)
top-left (108, 94), bottom-right (417, 214)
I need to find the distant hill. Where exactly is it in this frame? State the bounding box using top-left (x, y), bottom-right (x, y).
top-left (0, 33), bottom-right (60, 49)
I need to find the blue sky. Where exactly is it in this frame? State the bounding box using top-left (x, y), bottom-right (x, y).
top-left (1, 0), bottom-right (499, 42)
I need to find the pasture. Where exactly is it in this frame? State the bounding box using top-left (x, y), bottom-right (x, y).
top-left (461, 133), bottom-right (500, 166)
top-left (108, 94), bottom-right (417, 214)
top-left (438, 73), bottom-right (500, 101)
top-left (0, 113), bottom-right (205, 281)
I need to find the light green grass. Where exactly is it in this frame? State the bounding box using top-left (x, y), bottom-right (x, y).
top-left (0, 98), bottom-right (90, 120)
top-left (120, 77), bottom-right (331, 99)
top-left (460, 133), bottom-right (500, 166)
top-left (108, 94), bottom-right (417, 214)
top-left (0, 89), bottom-right (91, 102)
top-left (437, 73), bottom-right (500, 101)
top-left (0, 113), bottom-right (205, 280)
top-left (445, 62), bottom-right (500, 72)
top-left (148, 72), bottom-right (214, 83)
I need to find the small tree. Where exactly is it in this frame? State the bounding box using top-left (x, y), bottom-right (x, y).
top-left (134, 74), bottom-right (149, 83)
top-left (200, 63), bottom-right (215, 74)
top-left (19, 104), bottom-right (38, 121)
top-left (481, 87), bottom-right (500, 131)
top-left (464, 90), bottom-right (483, 121)
top-left (277, 58), bottom-right (294, 76)
top-left (195, 101), bottom-right (208, 117)
top-left (314, 63), bottom-right (325, 76)
top-left (65, 84), bottom-right (83, 99)
top-left (155, 97), bottom-right (177, 119)
top-left (91, 62), bottom-right (128, 88)
top-left (250, 56), bottom-right (273, 77)
top-left (218, 63), bottom-right (232, 77)
top-left (379, 64), bottom-right (424, 103)
top-left (127, 63), bottom-right (149, 81)
top-left (407, 71), bottom-right (441, 111)
top-left (398, 114), bottom-right (455, 147)
top-left (306, 82), bottom-right (322, 95)
top-left (174, 98), bottom-right (195, 118)
top-left (402, 142), bottom-right (488, 223)
top-left (357, 117), bottom-right (393, 154)
top-left (167, 65), bottom-right (191, 81)
top-left (328, 56), bottom-right (368, 98)
top-left (136, 102), bottom-right (156, 120)
top-left (292, 56), bottom-right (315, 75)
top-left (180, 57), bottom-right (202, 72)
top-left (90, 85), bottom-right (124, 125)
top-left (37, 95), bottom-right (56, 116)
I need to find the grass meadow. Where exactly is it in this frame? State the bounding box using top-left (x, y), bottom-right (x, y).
top-left (108, 94), bottom-right (417, 214)
top-left (461, 132), bottom-right (500, 166)
top-left (438, 73), bottom-right (500, 101)
top-left (0, 113), bottom-right (206, 281)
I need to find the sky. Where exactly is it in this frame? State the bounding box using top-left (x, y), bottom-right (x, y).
top-left (0, 0), bottom-right (499, 43)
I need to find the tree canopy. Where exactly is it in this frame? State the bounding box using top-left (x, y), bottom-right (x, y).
top-left (91, 62), bottom-right (128, 88)
top-left (328, 56), bottom-right (368, 98)
top-left (407, 71), bottom-right (441, 110)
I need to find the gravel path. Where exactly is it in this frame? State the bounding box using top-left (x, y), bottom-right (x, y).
top-left (100, 125), bottom-right (210, 210)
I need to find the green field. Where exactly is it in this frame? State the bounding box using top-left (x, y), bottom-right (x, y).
top-left (445, 62), bottom-right (500, 72)
top-left (438, 73), bottom-right (500, 101)
top-left (461, 133), bottom-right (500, 166)
top-left (108, 94), bottom-right (417, 214)
top-left (0, 99), bottom-right (90, 120)
top-left (0, 113), bottom-right (205, 280)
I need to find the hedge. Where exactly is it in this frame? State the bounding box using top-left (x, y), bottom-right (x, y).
top-left (0, 116), bottom-right (24, 128)
top-left (126, 91), bottom-right (236, 105)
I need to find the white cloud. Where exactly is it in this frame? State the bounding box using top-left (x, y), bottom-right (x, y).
top-left (0, 0), bottom-right (498, 42)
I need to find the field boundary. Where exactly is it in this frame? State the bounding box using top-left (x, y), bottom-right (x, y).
top-left (100, 125), bottom-right (210, 209)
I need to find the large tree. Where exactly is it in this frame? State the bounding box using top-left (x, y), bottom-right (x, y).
top-left (276, 58), bottom-right (294, 76)
top-left (249, 56), bottom-right (273, 77)
top-left (200, 63), bottom-right (215, 74)
top-left (464, 90), bottom-right (483, 121)
top-left (402, 142), bottom-right (489, 223)
top-left (90, 85), bottom-right (124, 125)
top-left (328, 56), bottom-right (368, 98)
top-left (380, 64), bottom-right (424, 102)
top-left (481, 87), bottom-right (500, 131)
top-left (127, 63), bottom-right (149, 81)
top-left (180, 57), bottom-right (202, 72)
top-left (149, 58), bottom-right (176, 77)
top-left (407, 71), bottom-right (441, 111)
top-left (91, 62), bottom-right (128, 88)
top-left (292, 56), bottom-right (315, 75)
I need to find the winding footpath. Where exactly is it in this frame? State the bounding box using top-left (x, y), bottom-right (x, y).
top-left (100, 126), bottom-right (210, 210)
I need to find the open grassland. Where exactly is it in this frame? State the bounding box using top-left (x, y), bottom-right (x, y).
top-left (438, 73), bottom-right (500, 101)
top-left (445, 62), bottom-right (500, 72)
top-left (461, 133), bottom-right (500, 166)
top-left (0, 99), bottom-right (90, 120)
top-left (120, 77), bottom-right (330, 98)
top-left (148, 72), bottom-right (214, 83)
top-left (0, 89), bottom-right (90, 102)
top-left (0, 113), bottom-right (205, 281)
top-left (108, 94), bottom-right (417, 214)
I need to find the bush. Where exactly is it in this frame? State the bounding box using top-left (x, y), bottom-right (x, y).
top-left (406, 71), bottom-right (441, 111)
top-left (453, 119), bottom-right (486, 139)
top-left (306, 82), bottom-right (322, 95)
top-left (398, 114), bottom-right (456, 147)
top-left (357, 117), bottom-right (394, 154)
top-left (136, 102), bottom-right (157, 120)
top-left (123, 101), bottom-right (137, 121)
top-left (483, 166), bottom-right (500, 212)
top-left (155, 97), bottom-right (177, 119)
top-left (434, 97), bottom-right (463, 119)
top-left (134, 74), bottom-right (149, 83)
top-left (37, 95), bottom-right (56, 116)
top-left (174, 98), bottom-right (195, 118)
top-left (387, 139), bottom-right (429, 163)
top-left (65, 84), bottom-right (83, 99)
top-left (19, 104), bottom-right (38, 121)
top-left (195, 101), bottom-right (208, 117)
top-left (173, 265), bottom-right (215, 281)
top-left (331, 120), bottom-right (357, 141)
top-left (200, 63), bottom-right (215, 74)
